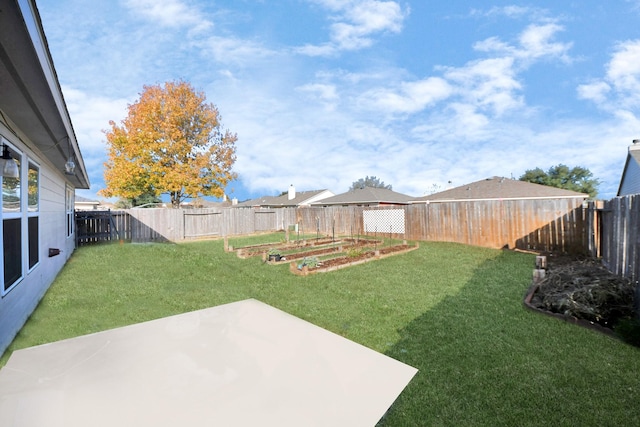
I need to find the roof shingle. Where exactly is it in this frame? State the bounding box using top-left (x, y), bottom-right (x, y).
top-left (312, 186), bottom-right (412, 206)
top-left (411, 177), bottom-right (588, 202)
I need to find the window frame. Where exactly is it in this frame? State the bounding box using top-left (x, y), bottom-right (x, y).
top-left (66, 184), bottom-right (74, 238)
top-left (0, 137), bottom-right (42, 296)
top-left (1, 141), bottom-right (23, 295)
top-left (27, 160), bottom-right (39, 271)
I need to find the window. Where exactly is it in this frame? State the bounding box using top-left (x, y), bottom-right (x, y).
top-left (2, 143), bottom-right (22, 293)
top-left (1, 140), bottom-right (40, 295)
top-left (3, 219), bottom-right (21, 290)
top-left (66, 185), bottom-right (74, 238)
top-left (28, 162), bottom-right (39, 269)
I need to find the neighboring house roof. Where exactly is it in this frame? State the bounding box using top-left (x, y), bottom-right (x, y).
top-left (0, 0), bottom-right (89, 189)
top-left (411, 177), bottom-right (588, 203)
top-left (617, 141), bottom-right (640, 196)
top-left (74, 195), bottom-right (100, 209)
top-left (235, 195), bottom-right (280, 208)
top-left (194, 199), bottom-right (233, 209)
top-left (311, 186), bottom-right (413, 206)
top-left (270, 189), bottom-right (334, 207)
top-left (236, 188), bottom-right (334, 208)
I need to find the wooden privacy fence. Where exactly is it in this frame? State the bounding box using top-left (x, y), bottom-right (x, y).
top-left (75, 210), bottom-right (131, 246)
top-left (77, 199), bottom-right (589, 254)
top-left (593, 195), bottom-right (640, 284)
top-left (406, 199), bottom-right (587, 253)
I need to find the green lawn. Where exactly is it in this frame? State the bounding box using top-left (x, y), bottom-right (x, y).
top-left (2, 236), bottom-right (640, 426)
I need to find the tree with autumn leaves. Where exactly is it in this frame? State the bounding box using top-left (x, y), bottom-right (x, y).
top-left (100, 81), bottom-right (237, 208)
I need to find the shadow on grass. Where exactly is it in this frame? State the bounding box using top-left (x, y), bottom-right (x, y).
top-left (378, 251), bottom-right (640, 427)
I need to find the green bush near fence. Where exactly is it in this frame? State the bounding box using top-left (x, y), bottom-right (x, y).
top-left (2, 236), bottom-right (639, 426)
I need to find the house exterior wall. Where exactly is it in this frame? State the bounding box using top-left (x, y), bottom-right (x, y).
top-left (618, 157), bottom-right (640, 196)
top-left (0, 126), bottom-right (76, 356)
top-left (0, 0), bottom-right (89, 358)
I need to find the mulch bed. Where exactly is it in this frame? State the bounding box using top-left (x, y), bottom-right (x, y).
top-left (524, 255), bottom-right (637, 338)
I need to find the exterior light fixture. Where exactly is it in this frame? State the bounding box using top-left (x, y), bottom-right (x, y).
top-left (0, 144), bottom-right (19, 178)
top-left (64, 137), bottom-right (76, 175)
top-left (64, 156), bottom-right (76, 175)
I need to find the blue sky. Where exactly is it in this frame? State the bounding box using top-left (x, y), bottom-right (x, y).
top-left (37, 0), bottom-right (640, 201)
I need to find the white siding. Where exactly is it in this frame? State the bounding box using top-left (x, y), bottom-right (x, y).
top-left (619, 159), bottom-right (640, 196)
top-left (0, 135), bottom-right (75, 356)
top-left (0, 0), bottom-right (88, 357)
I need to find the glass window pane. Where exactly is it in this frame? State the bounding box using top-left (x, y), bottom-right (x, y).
top-left (3, 218), bottom-right (22, 290)
top-left (28, 216), bottom-right (38, 269)
top-left (2, 154), bottom-right (20, 213)
top-left (28, 163), bottom-right (38, 212)
top-left (2, 183), bottom-right (20, 211)
top-left (66, 186), bottom-right (74, 237)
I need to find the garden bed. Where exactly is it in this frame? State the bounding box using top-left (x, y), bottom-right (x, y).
top-left (289, 243), bottom-right (419, 275)
top-left (234, 237), bottom-right (382, 259)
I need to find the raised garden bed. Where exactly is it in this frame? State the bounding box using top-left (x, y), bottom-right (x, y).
top-left (289, 243), bottom-right (419, 275)
top-left (269, 246), bottom-right (342, 262)
top-left (233, 238), bottom-right (382, 259)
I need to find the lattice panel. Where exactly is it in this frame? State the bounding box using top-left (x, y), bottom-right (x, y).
top-left (363, 209), bottom-right (405, 234)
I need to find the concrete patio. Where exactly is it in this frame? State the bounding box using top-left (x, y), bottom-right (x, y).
top-left (0, 299), bottom-right (417, 426)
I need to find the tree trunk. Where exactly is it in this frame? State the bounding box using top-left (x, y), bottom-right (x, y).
top-left (170, 192), bottom-right (181, 208)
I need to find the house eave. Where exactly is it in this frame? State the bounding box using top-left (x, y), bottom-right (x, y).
top-left (0, 0), bottom-right (89, 189)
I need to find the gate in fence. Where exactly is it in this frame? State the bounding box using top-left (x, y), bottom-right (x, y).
top-left (75, 210), bottom-right (129, 246)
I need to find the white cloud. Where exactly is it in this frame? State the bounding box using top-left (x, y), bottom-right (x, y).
top-left (299, 0), bottom-right (409, 55)
top-left (63, 86), bottom-right (130, 151)
top-left (472, 5), bottom-right (549, 21)
top-left (578, 39), bottom-right (640, 112)
top-left (473, 36), bottom-right (514, 54)
top-left (577, 81), bottom-right (611, 104)
top-left (473, 23), bottom-right (572, 63)
top-left (332, 1), bottom-right (405, 48)
top-left (297, 83), bottom-right (339, 101)
top-left (123, 0), bottom-right (212, 32)
top-left (496, 5), bottom-right (533, 18)
top-left (443, 57), bottom-right (523, 116)
top-left (516, 23), bottom-right (572, 63)
top-left (359, 77), bottom-right (452, 114)
top-left (296, 43), bottom-right (338, 57)
top-left (446, 103), bottom-right (491, 138)
top-left (607, 40), bottom-right (640, 93)
top-left (355, 22), bottom-right (571, 119)
top-left (198, 36), bottom-right (277, 66)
